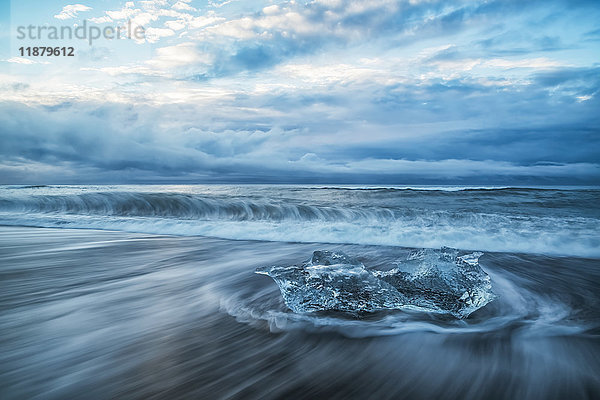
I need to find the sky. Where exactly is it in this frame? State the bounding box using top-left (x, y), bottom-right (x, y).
top-left (0, 0), bottom-right (599, 184)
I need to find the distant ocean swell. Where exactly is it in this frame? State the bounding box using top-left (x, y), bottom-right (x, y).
top-left (0, 187), bottom-right (598, 257)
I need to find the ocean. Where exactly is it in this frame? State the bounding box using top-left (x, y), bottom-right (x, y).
top-left (1, 185), bottom-right (599, 399)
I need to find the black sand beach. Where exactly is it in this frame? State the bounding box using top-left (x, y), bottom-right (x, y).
top-left (2, 226), bottom-right (599, 399)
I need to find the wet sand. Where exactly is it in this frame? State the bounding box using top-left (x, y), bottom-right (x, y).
top-left (1, 226), bottom-right (599, 399)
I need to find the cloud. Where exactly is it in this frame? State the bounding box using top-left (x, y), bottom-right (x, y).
top-left (3, 0), bottom-right (600, 184)
top-left (172, 1), bottom-right (196, 11)
top-left (153, 0), bottom-right (591, 79)
top-left (63, 0), bottom-right (596, 76)
top-left (0, 69), bottom-right (598, 184)
top-left (54, 4), bottom-right (92, 20)
top-left (4, 57), bottom-right (50, 65)
top-left (106, 7), bottom-right (138, 20)
top-left (209, 0), bottom-right (236, 8)
top-left (88, 16), bottom-right (112, 23)
top-left (146, 43), bottom-right (213, 69)
top-left (533, 67), bottom-right (600, 88)
top-left (5, 57), bottom-right (37, 65)
top-left (145, 27), bottom-right (176, 43)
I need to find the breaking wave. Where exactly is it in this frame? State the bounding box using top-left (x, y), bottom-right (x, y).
top-left (0, 186), bottom-right (598, 257)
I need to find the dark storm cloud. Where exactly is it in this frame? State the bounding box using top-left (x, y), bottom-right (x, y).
top-left (1, 0), bottom-right (599, 184)
top-left (1, 60), bottom-right (598, 184)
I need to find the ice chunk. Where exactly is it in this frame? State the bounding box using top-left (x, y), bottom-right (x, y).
top-left (375, 247), bottom-right (494, 318)
top-left (256, 251), bottom-right (406, 313)
top-left (256, 248), bottom-right (495, 318)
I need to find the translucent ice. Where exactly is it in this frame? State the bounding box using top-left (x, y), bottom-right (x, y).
top-left (256, 248), bottom-right (495, 318)
top-left (256, 251), bottom-right (406, 313)
top-left (374, 247), bottom-right (495, 318)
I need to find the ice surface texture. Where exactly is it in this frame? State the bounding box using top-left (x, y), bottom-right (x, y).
top-left (256, 248), bottom-right (495, 318)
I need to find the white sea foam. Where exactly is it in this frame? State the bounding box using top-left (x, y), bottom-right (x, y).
top-left (0, 185), bottom-right (598, 257)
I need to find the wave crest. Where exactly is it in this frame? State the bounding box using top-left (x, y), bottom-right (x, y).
top-left (0, 188), bottom-right (598, 257)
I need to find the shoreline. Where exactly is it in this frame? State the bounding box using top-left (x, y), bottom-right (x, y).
top-left (2, 224), bottom-right (599, 261)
